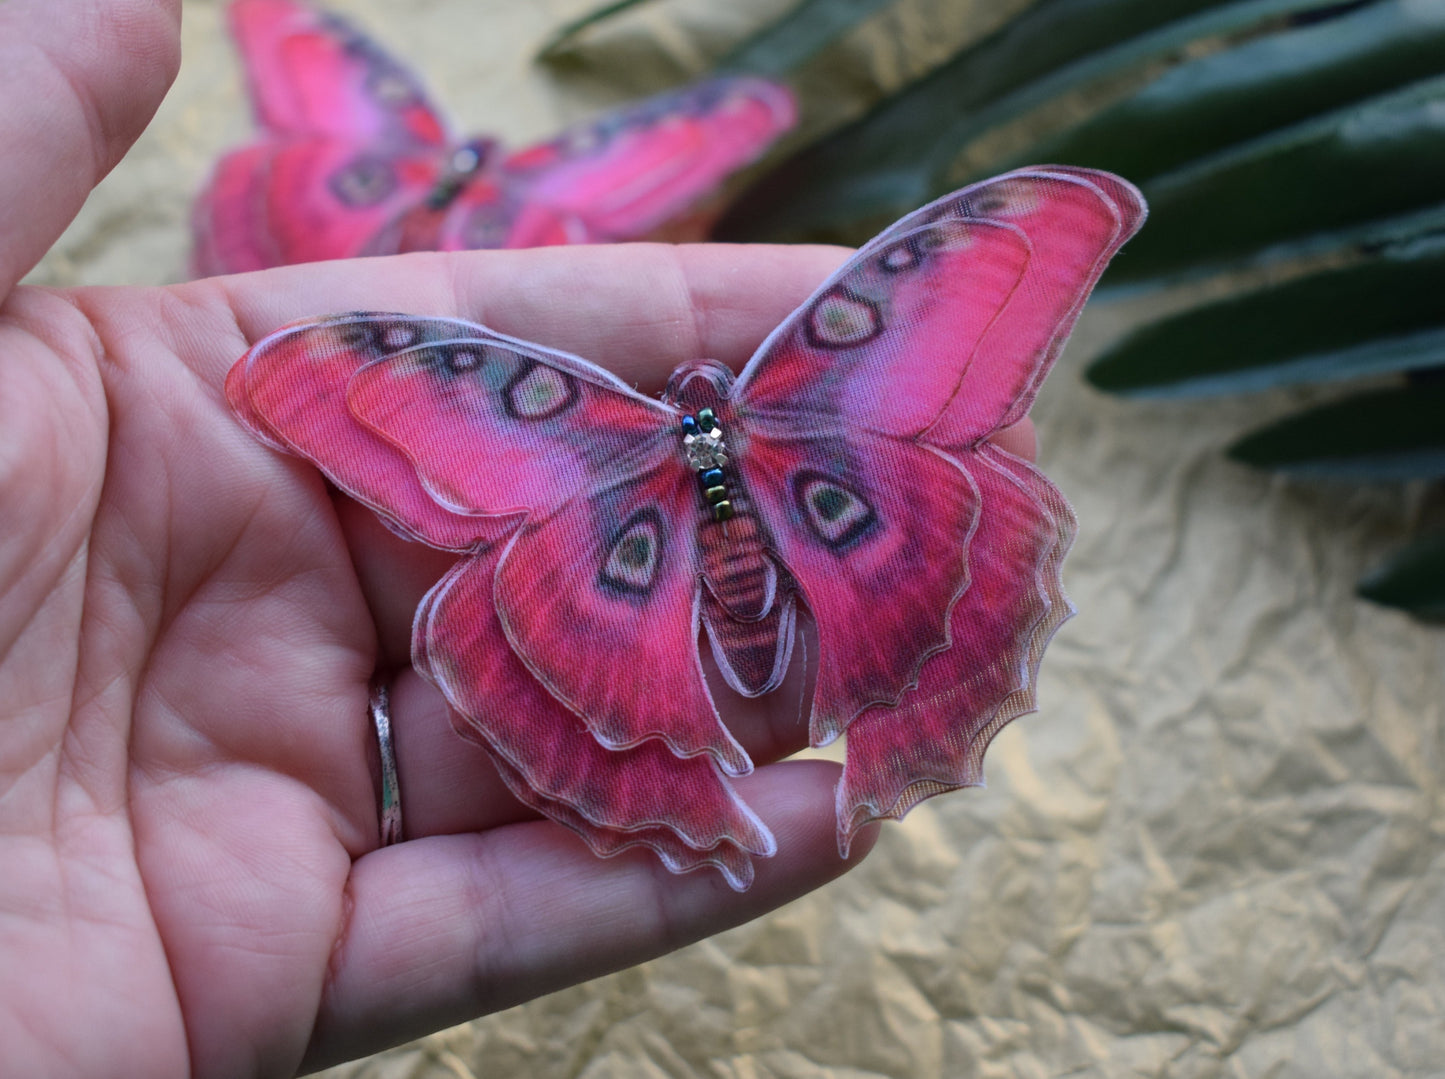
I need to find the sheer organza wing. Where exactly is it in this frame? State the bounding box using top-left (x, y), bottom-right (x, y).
top-left (728, 167), bottom-right (1142, 841)
top-left (227, 0), bottom-right (449, 146)
top-left (416, 548), bottom-right (775, 891)
top-left (491, 77), bottom-right (796, 247)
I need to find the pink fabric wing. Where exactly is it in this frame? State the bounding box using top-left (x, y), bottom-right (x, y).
top-left (489, 77), bottom-right (797, 247)
top-left (492, 469), bottom-right (751, 775)
top-left (227, 0), bottom-right (448, 147)
top-left (344, 319), bottom-right (749, 775)
top-left (835, 444), bottom-right (1076, 853)
top-left (924, 167), bottom-right (1148, 448)
top-left (228, 314), bottom-right (504, 550)
top-left (740, 432), bottom-right (979, 747)
top-left (731, 220), bottom-right (1031, 439)
top-left (193, 138), bottom-right (443, 274)
top-left (415, 547), bottom-right (775, 889)
top-left (487, 753), bottom-right (760, 892)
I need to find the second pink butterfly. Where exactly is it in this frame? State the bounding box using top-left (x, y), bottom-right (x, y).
top-left (192, 0), bottom-right (796, 275)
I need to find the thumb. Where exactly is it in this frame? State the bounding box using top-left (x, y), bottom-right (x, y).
top-left (0, 0), bottom-right (180, 301)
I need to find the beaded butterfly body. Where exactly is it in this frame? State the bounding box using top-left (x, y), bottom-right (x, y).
top-left (228, 166), bottom-right (1146, 890)
top-left (192, 0), bottom-right (796, 275)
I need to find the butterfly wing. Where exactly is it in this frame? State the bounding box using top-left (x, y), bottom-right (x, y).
top-left (341, 317), bottom-right (750, 776)
top-left (194, 0), bottom-right (456, 274)
top-left (480, 77), bottom-right (795, 248)
top-left (416, 548), bottom-right (775, 890)
top-left (730, 166), bottom-right (1144, 795)
top-left (834, 444), bottom-right (1077, 853)
top-left (192, 137), bottom-right (446, 274)
top-left (227, 314), bottom-right (503, 550)
top-left (226, 0), bottom-right (449, 146)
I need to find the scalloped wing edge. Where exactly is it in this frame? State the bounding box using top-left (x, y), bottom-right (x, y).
top-left (835, 445), bottom-right (1077, 853)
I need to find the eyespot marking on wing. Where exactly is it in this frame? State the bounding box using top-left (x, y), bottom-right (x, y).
top-left (381, 323), bottom-right (421, 350)
top-left (793, 471), bottom-right (879, 551)
top-left (954, 178), bottom-right (1039, 220)
top-left (367, 69), bottom-right (418, 107)
top-left (877, 228), bottom-right (948, 274)
top-left (440, 345), bottom-right (486, 374)
top-left (329, 156), bottom-right (398, 207)
top-left (599, 509), bottom-right (665, 597)
top-left (807, 289), bottom-right (882, 350)
top-left (503, 361), bottom-right (581, 420)
top-left (879, 240), bottom-right (923, 273)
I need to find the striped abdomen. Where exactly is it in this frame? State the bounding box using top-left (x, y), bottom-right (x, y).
top-left (699, 490), bottom-right (794, 697)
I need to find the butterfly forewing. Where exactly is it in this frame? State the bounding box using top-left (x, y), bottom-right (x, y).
top-left (229, 0), bottom-right (449, 146)
top-left (924, 168), bottom-right (1146, 448)
top-left (228, 315), bottom-right (505, 550)
top-left (496, 78), bottom-right (796, 247)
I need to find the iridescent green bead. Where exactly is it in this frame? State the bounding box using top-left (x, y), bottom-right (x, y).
top-left (704, 485), bottom-right (728, 505)
top-left (712, 500), bottom-right (735, 522)
top-left (697, 407), bottom-right (717, 428)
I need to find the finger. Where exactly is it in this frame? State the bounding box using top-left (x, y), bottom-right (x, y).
top-left (212, 242), bottom-right (852, 390)
top-left (302, 759), bottom-right (876, 1071)
top-left (0, 0), bottom-right (180, 297)
top-left (991, 417), bottom-right (1037, 461)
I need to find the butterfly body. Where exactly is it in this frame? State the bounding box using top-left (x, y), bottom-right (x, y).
top-left (228, 167), bottom-right (1147, 890)
top-left (193, 0), bottom-right (796, 274)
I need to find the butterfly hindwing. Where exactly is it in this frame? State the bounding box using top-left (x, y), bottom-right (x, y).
top-left (492, 464), bottom-right (752, 775)
top-left (416, 548), bottom-right (774, 888)
top-left (739, 430), bottom-right (980, 746)
top-left (835, 444), bottom-right (1077, 852)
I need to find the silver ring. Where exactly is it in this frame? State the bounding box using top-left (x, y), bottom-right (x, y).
top-left (370, 679), bottom-right (403, 846)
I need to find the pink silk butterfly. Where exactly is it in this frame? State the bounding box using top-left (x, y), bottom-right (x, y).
top-left (227, 166), bottom-right (1146, 890)
top-left (192, 0), bottom-right (796, 275)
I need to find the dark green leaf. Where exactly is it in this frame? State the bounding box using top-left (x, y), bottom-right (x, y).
top-left (1020, 0), bottom-right (1445, 183)
top-left (1357, 532), bottom-right (1445, 620)
top-left (716, 0), bottom-right (896, 77)
top-left (717, 0), bottom-right (1348, 241)
top-left (1227, 383), bottom-right (1445, 479)
top-left (536, 0), bottom-right (660, 63)
top-left (1088, 239), bottom-right (1445, 396)
top-left (1110, 76), bottom-right (1445, 285)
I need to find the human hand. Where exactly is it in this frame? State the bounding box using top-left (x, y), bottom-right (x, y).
top-left (0, 2), bottom-right (1044, 1075)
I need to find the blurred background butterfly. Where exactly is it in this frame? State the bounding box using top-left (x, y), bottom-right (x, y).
top-left (191, 0), bottom-right (796, 274)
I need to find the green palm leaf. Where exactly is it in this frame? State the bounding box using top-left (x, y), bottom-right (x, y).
top-left (715, 0), bottom-right (1350, 241)
top-left (1358, 533), bottom-right (1445, 620)
top-left (1088, 238), bottom-right (1445, 396)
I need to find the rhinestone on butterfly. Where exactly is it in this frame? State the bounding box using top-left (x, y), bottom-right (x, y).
top-left (680, 408), bottom-right (735, 522)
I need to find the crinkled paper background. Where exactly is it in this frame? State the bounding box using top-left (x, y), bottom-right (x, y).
top-left (29, 1), bottom-right (1445, 1075)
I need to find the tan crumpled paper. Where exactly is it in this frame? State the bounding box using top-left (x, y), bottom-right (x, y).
top-left (31, 2), bottom-right (1445, 1076)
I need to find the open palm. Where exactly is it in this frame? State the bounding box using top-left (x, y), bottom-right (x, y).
top-left (0, 2), bottom-right (1039, 1075)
